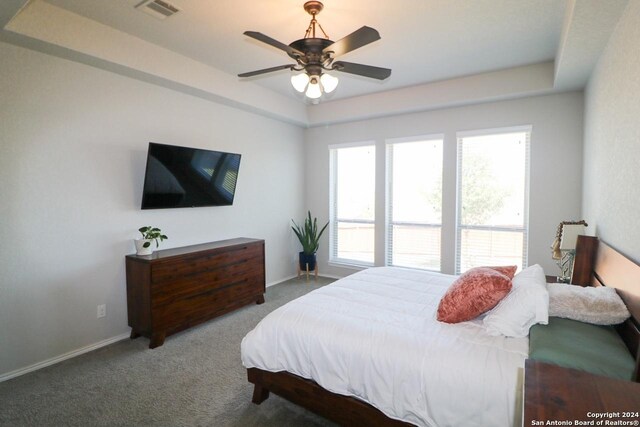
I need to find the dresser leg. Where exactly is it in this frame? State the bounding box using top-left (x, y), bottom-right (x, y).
top-left (149, 332), bottom-right (166, 349)
top-left (256, 295), bottom-right (265, 305)
top-left (130, 330), bottom-right (141, 339)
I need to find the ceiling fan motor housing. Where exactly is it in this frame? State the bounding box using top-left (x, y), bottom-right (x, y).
top-left (289, 37), bottom-right (334, 76)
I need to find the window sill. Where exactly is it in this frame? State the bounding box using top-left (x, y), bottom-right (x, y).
top-left (328, 260), bottom-right (373, 270)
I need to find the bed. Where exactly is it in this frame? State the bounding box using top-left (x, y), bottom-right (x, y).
top-left (242, 267), bottom-right (527, 426)
top-left (241, 236), bottom-right (640, 427)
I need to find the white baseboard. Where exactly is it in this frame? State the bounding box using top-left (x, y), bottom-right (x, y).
top-left (1, 275), bottom-right (339, 383)
top-left (0, 332), bottom-right (130, 383)
top-left (266, 274), bottom-right (298, 287)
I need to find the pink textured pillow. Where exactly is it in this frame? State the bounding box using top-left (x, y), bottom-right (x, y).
top-left (484, 265), bottom-right (517, 279)
top-left (437, 267), bottom-right (513, 323)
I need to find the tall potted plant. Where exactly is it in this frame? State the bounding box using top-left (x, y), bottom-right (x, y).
top-left (291, 211), bottom-right (329, 272)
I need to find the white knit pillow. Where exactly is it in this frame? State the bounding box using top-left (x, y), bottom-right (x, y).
top-left (547, 283), bottom-right (630, 325)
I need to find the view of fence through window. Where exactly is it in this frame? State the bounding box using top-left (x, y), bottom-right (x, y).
top-left (330, 144), bottom-right (376, 264)
top-left (387, 138), bottom-right (443, 270)
top-left (456, 128), bottom-right (530, 273)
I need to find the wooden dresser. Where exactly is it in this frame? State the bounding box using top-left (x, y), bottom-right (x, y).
top-left (125, 238), bottom-right (265, 348)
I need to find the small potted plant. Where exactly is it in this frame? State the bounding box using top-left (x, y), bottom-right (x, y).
top-left (135, 226), bottom-right (168, 256)
top-left (291, 211), bottom-right (329, 273)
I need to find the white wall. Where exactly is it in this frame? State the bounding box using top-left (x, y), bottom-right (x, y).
top-left (0, 41), bottom-right (304, 377)
top-left (305, 92), bottom-right (584, 278)
top-left (583, 1), bottom-right (640, 263)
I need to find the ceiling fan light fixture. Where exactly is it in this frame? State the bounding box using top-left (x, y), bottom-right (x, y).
top-left (291, 73), bottom-right (310, 92)
top-left (320, 73), bottom-right (339, 93)
top-left (305, 77), bottom-right (322, 99)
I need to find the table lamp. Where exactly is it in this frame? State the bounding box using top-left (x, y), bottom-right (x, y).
top-left (556, 223), bottom-right (585, 282)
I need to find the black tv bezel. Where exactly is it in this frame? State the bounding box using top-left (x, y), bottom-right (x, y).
top-left (140, 142), bottom-right (242, 210)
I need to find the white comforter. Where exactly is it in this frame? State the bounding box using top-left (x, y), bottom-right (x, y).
top-left (241, 267), bottom-right (528, 427)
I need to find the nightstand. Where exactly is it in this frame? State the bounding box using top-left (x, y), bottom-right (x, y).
top-left (524, 360), bottom-right (640, 426)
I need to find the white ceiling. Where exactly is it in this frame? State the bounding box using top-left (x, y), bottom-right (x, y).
top-left (0, 0), bottom-right (629, 125)
top-left (43, 0), bottom-right (566, 101)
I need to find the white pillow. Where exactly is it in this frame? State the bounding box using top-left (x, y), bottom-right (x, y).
top-left (548, 283), bottom-right (630, 325)
top-left (483, 264), bottom-right (549, 338)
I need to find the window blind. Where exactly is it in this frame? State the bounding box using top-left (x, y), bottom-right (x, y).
top-left (455, 127), bottom-right (531, 273)
top-left (329, 143), bottom-right (376, 265)
top-left (385, 137), bottom-right (443, 271)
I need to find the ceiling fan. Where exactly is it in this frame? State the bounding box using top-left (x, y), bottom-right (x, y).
top-left (238, 1), bottom-right (391, 100)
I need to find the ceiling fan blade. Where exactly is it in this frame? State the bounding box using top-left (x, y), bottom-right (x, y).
top-left (333, 61), bottom-right (391, 80)
top-left (323, 26), bottom-right (381, 57)
top-left (243, 31), bottom-right (304, 58)
top-left (238, 64), bottom-right (295, 78)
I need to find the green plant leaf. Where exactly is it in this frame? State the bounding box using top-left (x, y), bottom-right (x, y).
top-left (291, 212), bottom-right (329, 255)
top-left (138, 226), bottom-right (167, 242)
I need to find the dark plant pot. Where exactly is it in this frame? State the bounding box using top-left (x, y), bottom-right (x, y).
top-left (299, 252), bottom-right (317, 272)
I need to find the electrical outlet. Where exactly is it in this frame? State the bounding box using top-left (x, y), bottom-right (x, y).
top-left (97, 304), bottom-right (106, 319)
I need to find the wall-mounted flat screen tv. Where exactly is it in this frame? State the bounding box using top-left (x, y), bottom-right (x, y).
top-left (141, 142), bottom-right (241, 209)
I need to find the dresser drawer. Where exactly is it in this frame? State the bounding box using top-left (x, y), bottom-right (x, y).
top-left (151, 259), bottom-right (264, 306)
top-left (153, 278), bottom-right (262, 330)
top-left (151, 243), bottom-right (262, 283)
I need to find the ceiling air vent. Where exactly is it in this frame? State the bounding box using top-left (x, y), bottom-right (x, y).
top-left (136, 0), bottom-right (180, 20)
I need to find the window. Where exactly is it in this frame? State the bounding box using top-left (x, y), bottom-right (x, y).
top-left (456, 127), bottom-right (530, 273)
top-left (329, 143), bottom-right (376, 265)
top-left (386, 136), bottom-right (443, 270)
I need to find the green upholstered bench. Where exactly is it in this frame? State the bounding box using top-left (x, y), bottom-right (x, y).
top-left (529, 316), bottom-right (636, 381)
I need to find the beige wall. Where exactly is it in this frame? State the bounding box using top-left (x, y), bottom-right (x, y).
top-left (583, 1), bottom-right (640, 263)
top-left (0, 41), bottom-right (305, 378)
top-left (305, 92), bottom-right (584, 278)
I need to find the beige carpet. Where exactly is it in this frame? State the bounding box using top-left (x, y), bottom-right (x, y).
top-left (0, 277), bottom-right (337, 427)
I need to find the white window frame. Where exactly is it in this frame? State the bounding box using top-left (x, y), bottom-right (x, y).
top-left (455, 125), bottom-right (531, 274)
top-left (385, 134), bottom-right (444, 271)
top-left (329, 141), bottom-right (376, 267)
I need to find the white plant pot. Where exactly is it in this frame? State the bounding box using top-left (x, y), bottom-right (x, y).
top-left (135, 239), bottom-right (153, 256)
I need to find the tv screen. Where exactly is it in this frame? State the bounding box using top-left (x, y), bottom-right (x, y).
top-left (141, 142), bottom-right (241, 209)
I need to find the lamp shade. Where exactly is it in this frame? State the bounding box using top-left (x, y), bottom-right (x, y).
top-left (560, 224), bottom-right (585, 250)
top-left (291, 73), bottom-right (310, 92)
top-left (320, 73), bottom-right (339, 93)
top-left (305, 79), bottom-right (322, 99)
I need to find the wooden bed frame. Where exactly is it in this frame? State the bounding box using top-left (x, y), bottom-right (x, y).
top-left (572, 235), bottom-right (640, 381)
top-left (247, 236), bottom-right (640, 425)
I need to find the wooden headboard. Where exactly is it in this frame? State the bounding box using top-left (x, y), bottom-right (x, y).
top-left (571, 235), bottom-right (640, 381)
